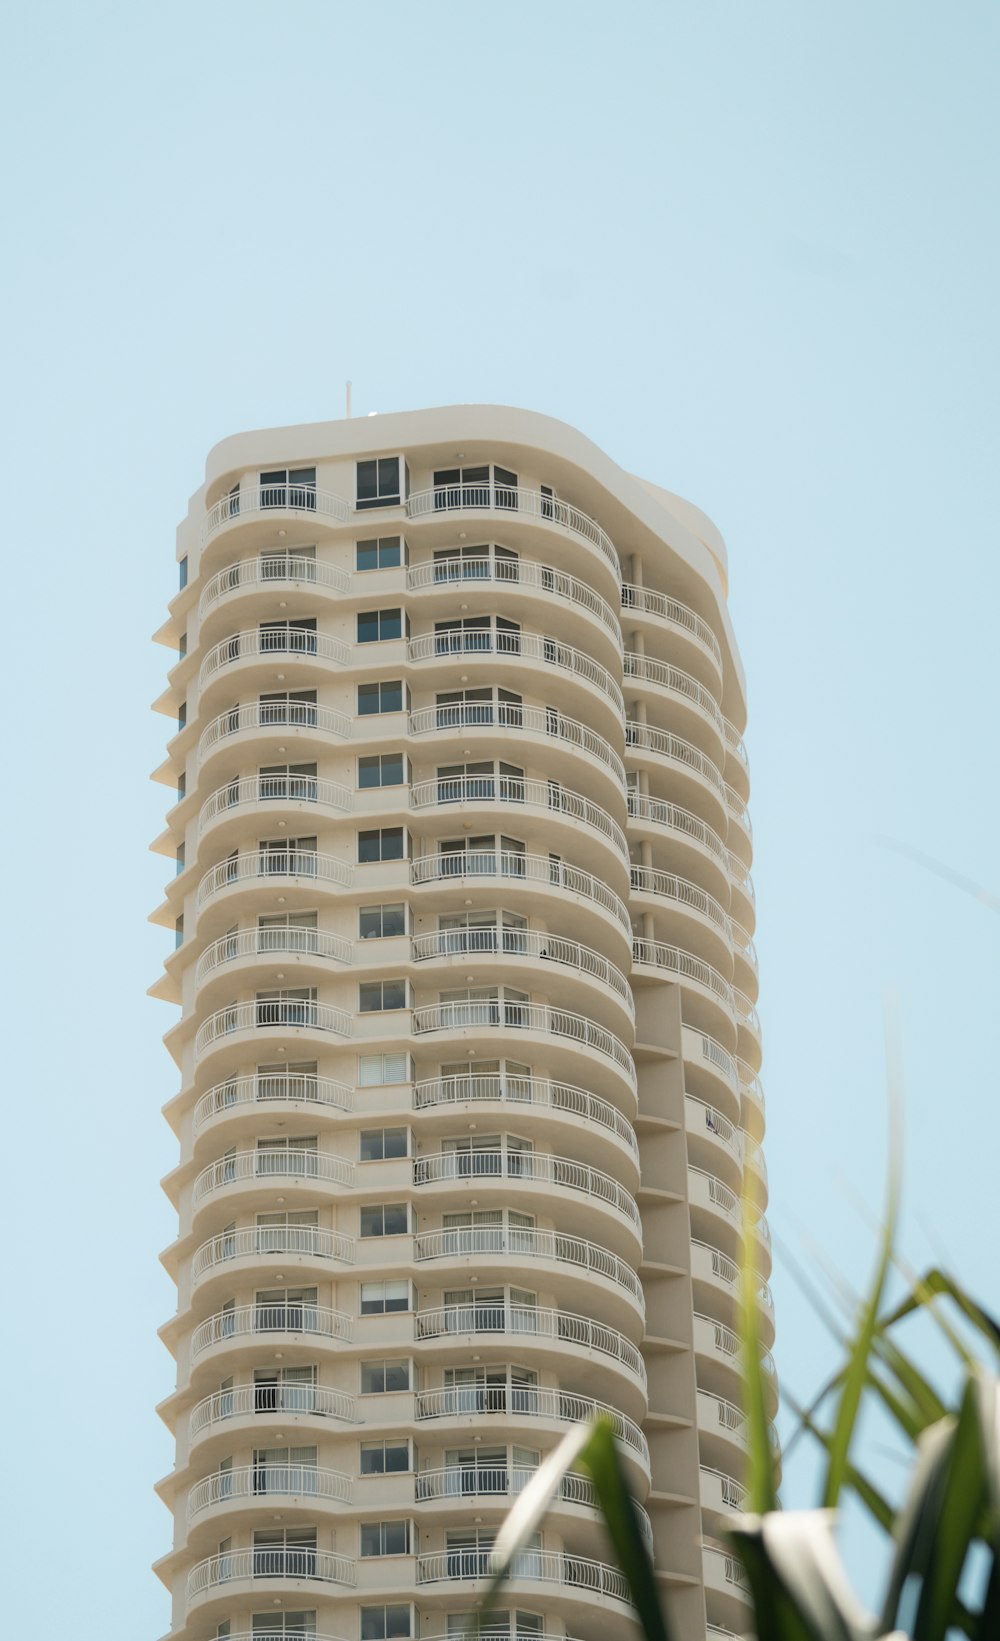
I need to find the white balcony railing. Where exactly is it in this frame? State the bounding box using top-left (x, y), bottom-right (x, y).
top-left (200, 554), bottom-right (351, 615)
top-left (412, 1226), bottom-right (643, 1307)
top-left (723, 718), bottom-right (749, 769)
top-left (695, 1312), bottom-right (776, 1381)
top-left (204, 484), bottom-right (352, 540)
top-left (199, 700), bottom-right (352, 761)
top-left (412, 1073), bottom-right (637, 1156)
top-left (200, 627), bottom-right (350, 689)
top-left (194, 1071), bottom-right (353, 1131)
top-left (408, 630), bottom-right (624, 716)
top-left (409, 701), bottom-right (626, 786)
top-left (414, 1303), bottom-right (646, 1387)
top-left (691, 1238), bottom-right (741, 1293)
top-left (194, 1146), bottom-right (354, 1204)
top-left (410, 775), bottom-right (627, 859)
top-left (192, 1224), bottom-right (355, 1282)
top-left (725, 784), bottom-right (752, 839)
top-left (728, 850), bottom-right (755, 901)
top-left (629, 865), bottom-right (731, 936)
top-left (626, 791), bottom-right (728, 866)
top-left (412, 1382), bottom-right (648, 1464)
top-left (196, 925), bottom-right (352, 986)
top-left (415, 1547), bottom-right (630, 1601)
top-left (410, 926), bottom-right (631, 1008)
top-left (696, 1030), bottom-right (739, 1090)
top-left (188, 1461), bottom-right (351, 1521)
top-left (406, 485), bottom-right (620, 577)
top-left (739, 1064), bottom-right (765, 1108)
top-left (197, 848), bottom-right (352, 909)
top-left (189, 1380), bottom-right (357, 1441)
top-left (623, 652), bottom-right (724, 734)
top-left (195, 999), bottom-right (352, 1058)
top-left (413, 1465), bottom-right (654, 1548)
top-left (686, 1096), bottom-right (744, 1162)
top-left (701, 1463), bottom-right (747, 1513)
top-left (689, 1167), bottom-right (741, 1227)
top-left (199, 772), bottom-right (353, 836)
top-left (413, 1149), bottom-right (640, 1230)
top-left (620, 583), bottom-right (723, 667)
top-left (631, 939), bottom-right (736, 1014)
top-left (411, 1001), bottom-right (635, 1085)
top-left (407, 554), bottom-right (621, 638)
top-left (735, 990), bottom-right (762, 1038)
top-left (411, 850), bottom-right (630, 933)
top-left (625, 721), bottom-right (725, 796)
top-left (191, 1302), bottom-right (352, 1358)
top-left (188, 1544), bottom-right (355, 1598)
top-left (730, 921), bottom-right (759, 975)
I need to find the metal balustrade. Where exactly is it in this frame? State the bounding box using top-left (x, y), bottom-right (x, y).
top-left (409, 701), bottom-right (626, 786)
top-left (196, 925), bottom-right (352, 985)
top-left (723, 718), bottom-right (749, 769)
top-left (413, 1149), bottom-right (640, 1230)
top-left (197, 848), bottom-right (352, 909)
top-left (204, 484), bottom-right (352, 540)
top-left (416, 1547), bottom-right (631, 1601)
top-left (412, 1226), bottom-right (643, 1306)
top-left (192, 1224), bottom-right (356, 1282)
top-left (195, 999), bottom-right (352, 1057)
top-left (413, 1465), bottom-right (654, 1548)
top-left (697, 1388), bottom-right (748, 1443)
top-left (199, 772), bottom-right (353, 836)
top-left (410, 775), bottom-right (627, 859)
top-left (200, 554), bottom-right (351, 614)
top-left (408, 629), bottom-right (625, 716)
top-left (411, 850), bottom-right (630, 932)
top-left (728, 850), bottom-right (755, 900)
top-left (626, 790), bottom-right (729, 865)
top-left (414, 1303), bottom-right (646, 1386)
top-left (701, 1463), bottom-right (748, 1513)
top-left (735, 989), bottom-right (762, 1037)
top-left (410, 1001), bottom-right (635, 1085)
top-left (686, 1096), bottom-right (744, 1161)
top-left (620, 583), bottom-right (723, 667)
top-left (695, 1312), bottom-right (775, 1380)
top-left (412, 1383), bottom-right (648, 1464)
top-left (623, 652), bottom-right (724, 733)
top-left (191, 1302), bottom-right (352, 1358)
top-left (703, 1544), bottom-right (751, 1595)
top-left (198, 700), bottom-right (352, 761)
top-left (201, 626), bottom-right (350, 689)
top-left (696, 1030), bottom-right (739, 1089)
top-left (691, 1238), bottom-right (741, 1292)
top-left (193, 1146), bottom-right (354, 1203)
top-left (625, 720), bottom-right (725, 795)
top-left (188, 1544), bottom-right (355, 1597)
top-left (730, 921), bottom-right (759, 974)
top-left (189, 1380), bottom-right (357, 1440)
top-left (406, 485), bottom-right (620, 577)
top-left (194, 1072), bottom-right (353, 1131)
top-left (629, 865), bottom-right (731, 935)
top-left (631, 939), bottom-right (736, 1014)
top-left (412, 1074), bottom-right (638, 1156)
top-left (410, 926), bottom-right (632, 1008)
top-left (407, 554), bottom-right (621, 638)
top-left (689, 1167), bottom-right (741, 1225)
top-left (725, 784), bottom-right (752, 838)
top-left (188, 1461), bottom-right (351, 1521)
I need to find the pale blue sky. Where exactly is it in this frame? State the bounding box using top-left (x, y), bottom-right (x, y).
top-left (1, 3), bottom-right (997, 1635)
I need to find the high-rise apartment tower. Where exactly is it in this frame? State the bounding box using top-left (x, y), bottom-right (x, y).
top-left (151, 407), bottom-right (774, 1641)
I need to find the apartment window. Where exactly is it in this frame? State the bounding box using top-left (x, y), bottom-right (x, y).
top-left (255, 1286), bottom-right (319, 1331)
top-left (357, 536), bottom-right (403, 571)
top-left (252, 1614), bottom-right (317, 1638)
top-left (260, 617), bottom-right (318, 655)
top-left (360, 1127), bottom-right (409, 1161)
top-left (436, 760), bottom-right (523, 804)
top-left (256, 1059), bottom-right (318, 1102)
top-left (357, 457), bottom-right (403, 510)
top-left (259, 762), bottom-right (318, 801)
top-left (433, 464), bottom-right (518, 510)
top-left (359, 903), bottom-right (406, 940)
top-left (359, 752), bottom-right (406, 788)
top-left (360, 1606), bottom-right (411, 1641)
top-left (360, 1203), bottom-right (409, 1237)
top-left (359, 979), bottom-right (407, 1013)
top-left (252, 1443), bottom-right (318, 1494)
top-left (360, 1520), bottom-right (410, 1557)
top-left (253, 1364), bottom-right (317, 1413)
top-left (434, 616), bottom-right (520, 656)
top-left (260, 689), bottom-right (318, 728)
top-left (358, 1052), bottom-right (410, 1087)
top-left (360, 1278), bottom-right (412, 1314)
top-left (358, 680), bottom-right (405, 715)
top-left (432, 543), bottom-right (519, 581)
top-left (252, 1526), bottom-right (317, 1576)
top-left (360, 1438), bottom-right (410, 1474)
top-left (260, 467), bottom-right (317, 509)
top-left (261, 544), bottom-right (316, 579)
top-left (357, 608), bottom-right (404, 643)
top-left (361, 1359), bottom-right (410, 1393)
top-left (255, 987), bottom-right (317, 1027)
top-left (358, 827), bottom-right (406, 864)
top-left (435, 687), bottom-right (522, 730)
top-left (178, 555), bottom-right (188, 589)
top-left (260, 836), bottom-right (317, 875)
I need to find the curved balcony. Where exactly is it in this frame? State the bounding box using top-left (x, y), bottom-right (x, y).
top-left (731, 921), bottom-right (759, 984)
top-left (735, 990), bottom-right (762, 1064)
top-left (193, 1146), bottom-right (354, 1206)
top-left (192, 1224), bottom-right (355, 1285)
top-left (697, 1387), bottom-right (749, 1452)
top-left (728, 849), bottom-right (755, 913)
top-left (411, 1001), bottom-right (635, 1087)
top-left (739, 1064), bottom-right (765, 1136)
top-left (411, 851), bottom-right (630, 936)
top-left (407, 484), bottom-right (620, 579)
top-left (407, 554), bottom-right (621, 642)
top-left (412, 1226), bottom-right (643, 1311)
top-left (695, 1312), bottom-right (777, 1411)
top-left (685, 1027), bottom-right (740, 1101)
top-left (411, 926), bottom-right (632, 1011)
top-left (689, 1167), bottom-right (741, 1236)
top-left (188, 1460), bottom-right (352, 1523)
top-left (623, 652), bottom-right (724, 741)
top-left (700, 1464), bottom-right (747, 1518)
top-left (196, 926), bottom-right (353, 988)
top-left (409, 702), bottom-right (626, 791)
top-left (413, 1465), bottom-right (654, 1550)
top-left (194, 1071), bottom-right (353, 1134)
top-left (414, 1303), bottom-right (646, 1391)
top-left (725, 785), bottom-right (753, 862)
top-left (191, 1301), bottom-right (352, 1361)
top-left (703, 1544), bottom-right (752, 1605)
top-left (723, 718), bottom-right (750, 775)
top-left (204, 483), bottom-right (352, 542)
top-left (188, 1544), bottom-right (355, 1602)
top-left (631, 938), bottom-right (736, 1034)
top-left (629, 865), bottom-right (732, 948)
top-left (691, 1239), bottom-right (775, 1342)
top-left (625, 721), bottom-right (726, 816)
top-left (415, 1547), bottom-right (630, 1606)
top-left (197, 849), bottom-right (353, 912)
top-left (412, 1073), bottom-right (638, 1161)
top-left (200, 627), bottom-right (350, 693)
top-left (410, 775), bottom-right (627, 864)
top-left (189, 1380), bottom-right (357, 1443)
top-left (200, 553), bottom-right (351, 617)
top-left (197, 700), bottom-right (352, 769)
top-left (194, 998), bottom-right (352, 1062)
top-left (198, 773), bottom-right (353, 841)
top-left (408, 630), bottom-right (625, 719)
top-left (413, 1150), bottom-right (640, 1234)
top-left (620, 583), bottom-right (723, 672)
top-left (412, 1383), bottom-right (649, 1468)
top-left (626, 791), bottom-right (730, 879)
top-left (685, 1096), bottom-right (744, 1169)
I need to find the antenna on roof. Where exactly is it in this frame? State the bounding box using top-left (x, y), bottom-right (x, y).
top-left (345, 381), bottom-right (352, 418)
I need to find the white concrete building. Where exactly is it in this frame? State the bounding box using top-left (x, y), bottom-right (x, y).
top-left (151, 405), bottom-right (774, 1641)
